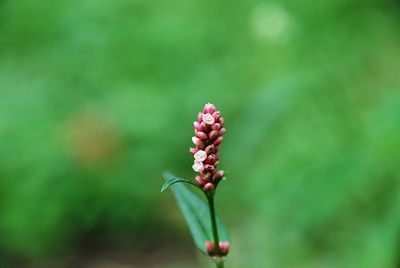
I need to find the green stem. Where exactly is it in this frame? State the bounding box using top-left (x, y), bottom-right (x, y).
top-left (208, 195), bottom-right (225, 268)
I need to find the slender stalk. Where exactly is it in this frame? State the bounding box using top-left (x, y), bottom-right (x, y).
top-left (208, 195), bottom-right (224, 268)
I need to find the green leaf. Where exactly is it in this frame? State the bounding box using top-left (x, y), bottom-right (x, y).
top-left (161, 175), bottom-right (198, 192)
top-left (163, 172), bottom-right (230, 254)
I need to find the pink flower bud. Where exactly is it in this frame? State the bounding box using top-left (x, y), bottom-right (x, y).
top-left (219, 241), bottom-right (230, 256)
top-left (201, 121), bottom-right (211, 132)
top-left (212, 111), bottom-right (220, 121)
top-left (195, 176), bottom-right (206, 186)
top-left (205, 241), bottom-right (215, 255)
top-left (198, 112), bottom-right (203, 123)
top-left (204, 164), bottom-right (215, 172)
top-left (214, 160), bottom-right (220, 167)
top-left (205, 154), bottom-right (217, 164)
top-left (213, 170), bottom-right (224, 182)
top-left (219, 117), bottom-right (224, 126)
top-left (204, 103), bottom-right (217, 114)
top-left (212, 123), bottom-right (221, 130)
top-left (218, 128), bottom-right (226, 136)
top-left (203, 182), bottom-right (214, 191)
top-left (202, 113), bottom-right (215, 125)
top-left (194, 121), bottom-right (203, 131)
top-left (189, 147), bottom-right (198, 155)
top-left (213, 136), bottom-right (223, 146)
top-left (205, 144), bottom-right (216, 155)
top-left (196, 139), bottom-right (205, 150)
top-left (196, 131), bottom-right (208, 141)
top-left (208, 130), bottom-right (219, 141)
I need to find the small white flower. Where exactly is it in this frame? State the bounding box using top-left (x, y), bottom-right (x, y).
top-left (192, 161), bottom-right (204, 172)
top-left (202, 113), bottom-right (215, 125)
top-left (194, 150), bottom-right (207, 162)
top-left (192, 136), bottom-right (199, 145)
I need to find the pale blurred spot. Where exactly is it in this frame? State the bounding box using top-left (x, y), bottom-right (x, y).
top-left (64, 110), bottom-right (121, 167)
top-left (251, 3), bottom-right (293, 44)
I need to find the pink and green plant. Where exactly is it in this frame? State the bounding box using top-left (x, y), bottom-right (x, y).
top-left (162, 103), bottom-right (230, 268)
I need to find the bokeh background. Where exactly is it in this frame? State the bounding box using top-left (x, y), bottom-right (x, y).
top-left (1, 0), bottom-right (400, 267)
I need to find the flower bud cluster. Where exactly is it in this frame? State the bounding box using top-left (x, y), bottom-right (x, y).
top-left (190, 103), bottom-right (226, 191)
top-left (205, 240), bottom-right (230, 256)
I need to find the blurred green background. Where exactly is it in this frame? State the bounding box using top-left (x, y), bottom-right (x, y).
top-left (0, 0), bottom-right (399, 267)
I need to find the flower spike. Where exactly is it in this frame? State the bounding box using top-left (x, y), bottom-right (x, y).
top-left (191, 103), bottom-right (225, 189)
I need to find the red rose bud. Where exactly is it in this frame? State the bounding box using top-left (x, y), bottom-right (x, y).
top-left (212, 123), bottom-right (221, 130)
top-left (203, 182), bottom-right (215, 191)
top-left (204, 103), bottom-right (217, 114)
top-left (212, 111), bottom-right (220, 121)
top-left (195, 176), bottom-right (206, 186)
top-left (219, 241), bottom-right (230, 256)
top-left (194, 121), bottom-right (203, 131)
top-left (213, 170), bottom-right (224, 183)
top-left (218, 128), bottom-right (226, 136)
top-left (196, 131), bottom-right (208, 141)
top-left (205, 241), bottom-right (215, 255)
top-left (198, 112), bottom-right (203, 123)
top-left (213, 136), bottom-right (223, 146)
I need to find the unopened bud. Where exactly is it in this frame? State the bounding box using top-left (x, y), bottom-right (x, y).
top-left (208, 130), bottom-right (219, 141)
top-left (196, 139), bottom-right (205, 150)
top-left (189, 147), bottom-right (198, 155)
top-left (201, 121), bottom-right (211, 132)
top-left (214, 160), bottom-right (220, 167)
top-left (213, 136), bottom-right (223, 146)
top-left (195, 176), bottom-right (206, 186)
top-left (213, 170), bottom-right (224, 183)
top-left (205, 241), bottom-right (215, 255)
top-left (219, 117), bottom-right (224, 126)
top-left (205, 144), bottom-right (216, 155)
top-left (212, 111), bottom-right (220, 121)
top-left (196, 131), bottom-right (208, 140)
top-left (204, 164), bottom-right (215, 172)
top-left (219, 241), bottom-right (230, 256)
top-left (203, 182), bottom-right (214, 191)
top-left (218, 128), bottom-right (226, 136)
top-left (198, 112), bottom-right (203, 123)
top-left (194, 121), bottom-right (203, 131)
top-left (204, 103), bottom-right (217, 114)
top-left (205, 154), bottom-right (217, 164)
top-left (212, 123), bottom-right (221, 130)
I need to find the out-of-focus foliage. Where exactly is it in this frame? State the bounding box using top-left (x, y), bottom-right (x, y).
top-left (0, 0), bottom-right (399, 267)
